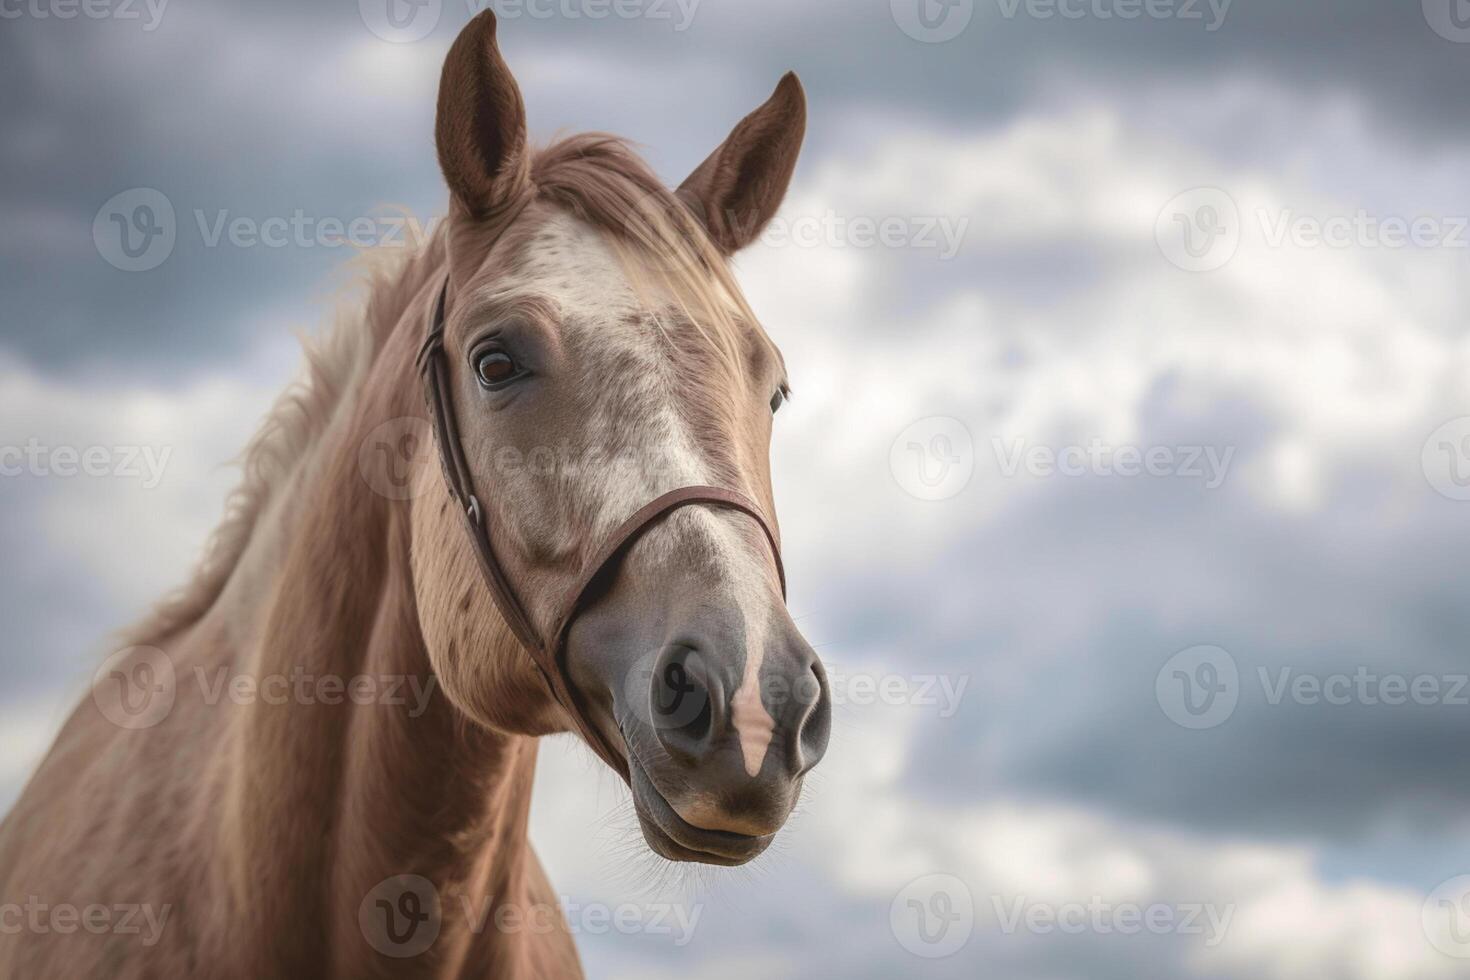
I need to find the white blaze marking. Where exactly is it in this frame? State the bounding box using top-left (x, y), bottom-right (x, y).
top-left (730, 615), bottom-right (774, 777)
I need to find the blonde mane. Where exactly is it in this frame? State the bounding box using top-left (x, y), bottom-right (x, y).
top-left (124, 228), bottom-right (448, 645)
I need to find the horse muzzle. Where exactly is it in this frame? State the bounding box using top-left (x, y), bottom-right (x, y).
top-left (570, 579), bottom-right (831, 865)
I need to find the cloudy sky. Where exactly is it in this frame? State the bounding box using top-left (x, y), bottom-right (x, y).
top-left (6, 0), bottom-right (1470, 976)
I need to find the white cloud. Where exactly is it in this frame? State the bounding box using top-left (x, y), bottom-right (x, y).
top-left (742, 89), bottom-right (1470, 578)
top-left (0, 354), bottom-right (284, 611)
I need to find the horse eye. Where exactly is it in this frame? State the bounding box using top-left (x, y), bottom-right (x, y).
top-left (770, 388), bottom-right (786, 414)
top-left (475, 351), bottom-right (519, 387)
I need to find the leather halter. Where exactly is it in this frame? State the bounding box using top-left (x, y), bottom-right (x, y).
top-left (416, 255), bottom-right (786, 782)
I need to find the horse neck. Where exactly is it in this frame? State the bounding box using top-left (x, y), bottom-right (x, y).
top-left (212, 275), bottom-right (540, 976)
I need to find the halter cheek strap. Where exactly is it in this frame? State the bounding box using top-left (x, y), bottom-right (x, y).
top-left (417, 274), bottom-right (786, 783)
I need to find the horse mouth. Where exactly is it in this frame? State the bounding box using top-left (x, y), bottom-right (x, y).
top-left (628, 755), bottom-right (774, 866)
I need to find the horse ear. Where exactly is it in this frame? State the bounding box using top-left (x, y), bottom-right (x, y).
top-left (676, 72), bottom-right (806, 255)
top-left (435, 10), bottom-right (530, 219)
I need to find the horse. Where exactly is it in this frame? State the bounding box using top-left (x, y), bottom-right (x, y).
top-left (0, 11), bottom-right (830, 977)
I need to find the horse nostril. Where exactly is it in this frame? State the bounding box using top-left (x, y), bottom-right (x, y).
top-left (793, 656), bottom-right (831, 777)
top-left (649, 645), bottom-right (722, 764)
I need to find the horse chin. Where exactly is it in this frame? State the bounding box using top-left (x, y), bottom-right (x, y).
top-left (628, 755), bottom-right (775, 866)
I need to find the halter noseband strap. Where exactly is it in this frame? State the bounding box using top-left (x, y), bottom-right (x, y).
top-left (417, 272), bottom-right (786, 783)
